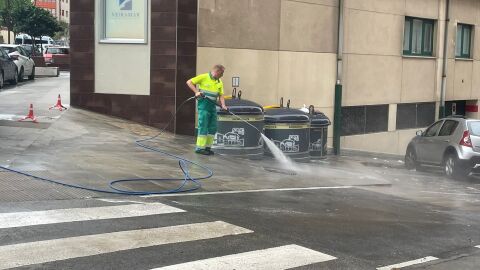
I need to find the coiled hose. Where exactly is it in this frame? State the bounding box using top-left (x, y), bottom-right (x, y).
top-left (0, 96), bottom-right (214, 195)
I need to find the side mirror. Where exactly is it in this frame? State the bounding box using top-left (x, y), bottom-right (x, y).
top-left (9, 54), bottom-right (19, 61)
top-left (416, 130), bottom-right (423, 136)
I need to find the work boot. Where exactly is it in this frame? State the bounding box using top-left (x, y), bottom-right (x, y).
top-left (195, 148), bottom-right (210, 155)
top-left (206, 147), bottom-right (214, 155)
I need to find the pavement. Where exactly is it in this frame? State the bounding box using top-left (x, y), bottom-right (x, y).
top-left (0, 74), bottom-right (479, 269)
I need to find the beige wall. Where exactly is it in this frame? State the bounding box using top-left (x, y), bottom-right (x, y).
top-left (196, 47), bottom-right (280, 105)
top-left (198, 0), bottom-right (480, 156)
top-left (342, 0), bottom-right (441, 107)
top-left (57, 0), bottom-right (70, 23)
top-left (94, 1), bottom-right (151, 96)
top-left (447, 0), bottom-right (480, 101)
top-left (342, 129), bottom-right (419, 156)
top-left (280, 1), bottom-right (338, 53)
top-left (0, 30), bottom-right (15, 44)
top-left (197, 0), bottom-right (338, 113)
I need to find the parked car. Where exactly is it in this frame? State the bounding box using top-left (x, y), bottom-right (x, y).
top-left (44, 46), bottom-right (69, 66)
top-left (0, 47), bottom-right (19, 88)
top-left (21, 45), bottom-right (42, 57)
top-left (0, 44), bottom-right (35, 81)
top-left (405, 116), bottom-right (480, 179)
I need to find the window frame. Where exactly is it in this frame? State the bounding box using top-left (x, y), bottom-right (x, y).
top-left (403, 17), bottom-right (435, 57)
top-left (438, 120), bottom-right (459, 137)
top-left (424, 120), bottom-right (444, 137)
top-left (456, 23), bottom-right (473, 59)
top-left (396, 102), bottom-right (436, 130)
top-left (99, 0), bottom-right (149, 44)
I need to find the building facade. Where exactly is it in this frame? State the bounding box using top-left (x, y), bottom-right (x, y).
top-left (71, 0), bottom-right (480, 156)
top-left (33, 0), bottom-right (70, 23)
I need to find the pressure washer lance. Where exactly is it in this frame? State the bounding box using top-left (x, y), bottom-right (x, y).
top-left (198, 92), bottom-right (263, 134)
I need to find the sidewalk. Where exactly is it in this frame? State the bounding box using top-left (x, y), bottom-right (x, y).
top-left (0, 75), bottom-right (390, 202)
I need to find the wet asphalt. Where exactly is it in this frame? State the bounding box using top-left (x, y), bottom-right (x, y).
top-left (0, 74), bottom-right (479, 269)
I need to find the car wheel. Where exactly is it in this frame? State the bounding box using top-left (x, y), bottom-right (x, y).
top-left (10, 69), bottom-right (18, 85)
top-left (444, 153), bottom-right (469, 179)
top-left (28, 66), bottom-right (35, 80)
top-left (18, 67), bottom-right (24, 82)
top-left (405, 147), bottom-right (419, 170)
top-left (0, 72), bottom-right (4, 89)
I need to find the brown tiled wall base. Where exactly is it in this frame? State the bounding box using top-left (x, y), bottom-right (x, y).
top-left (70, 0), bottom-right (197, 135)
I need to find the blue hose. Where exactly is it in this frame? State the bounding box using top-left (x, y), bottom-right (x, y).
top-left (0, 96), bottom-right (214, 195)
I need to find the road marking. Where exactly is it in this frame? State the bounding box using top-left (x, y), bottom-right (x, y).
top-left (0, 221), bottom-right (253, 270)
top-left (142, 186), bottom-right (363, 198)
top-left (96, 198), bottom-right (146, 204)
top-left (377, 256), bottom-right (438, 270)
top-left (421, 191), bottom-right (480, 196)
top-left (153, 245), bottom-right (336, 270)
top-left (0, 203), bottom-right (185, 229)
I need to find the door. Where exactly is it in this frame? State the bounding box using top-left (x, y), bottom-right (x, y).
top-left (0, 49), bottom-right (14, 80)
top-left (416, 120), bottom-right (444, 163)
top-left (431, 120), bottom-right (459, 164)
top-left (18, 47), bottom-right (33, 75)
top-left (446, 101), bottom-right (466, 117)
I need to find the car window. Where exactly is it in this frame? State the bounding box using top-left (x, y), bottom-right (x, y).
top-left (1, 47), bottom-right (16, 54)
top-left (0, 49), bottom-right (8, 59)
top-left (18, 47), bottom-right (27, 56)
top-left (424, 121), bottom-right (443, 137)
top-left (468, 121), bottom-right (480, 136)
top-left (438, 120), bottom-right (459, 136)
top-left (48, 48), bottom-right (69, 54)
top-left (22, 46), bottom-right (31, 53)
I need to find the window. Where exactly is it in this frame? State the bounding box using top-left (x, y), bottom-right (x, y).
top-left (46, 48), bottom-right (69, 54)
top-left (341, 105), bottom-right (389, 136)
top-left (396, 102), bottom-right (436, 130)
top-left (66, 11), bottom-right (68, 17)
top-left (403, 17), bottom-right (434, 56)
top-left (438, 120), bottom-right (459, 136)
top-left (468, 121), bottom-right (480, 136)
top-left (456, 24), bottom-right (472, 58)
top-left (424, 121), bottom-right (443, 137)
top-left (18, 47), bottom-right (27, 57)
top-left (0, 49), bottom-right (8, 59)
top-left (62, 10), bottom-right (64, 16)
top-left (1, 47), bottom-right (16, 54)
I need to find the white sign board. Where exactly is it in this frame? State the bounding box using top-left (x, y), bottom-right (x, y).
top-left (232, 77), bottom-right (240, 87)
top-left (102, 0), bottom-right (148, 43)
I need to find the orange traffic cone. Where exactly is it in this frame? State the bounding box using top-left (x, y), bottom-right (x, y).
top-left (18, 104), bottom-right (38, 123)
top-left (49, 94), bottom-right (67, 111)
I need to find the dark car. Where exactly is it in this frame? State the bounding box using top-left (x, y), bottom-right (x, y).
top-left (0, 47), bottom-right (18, 88)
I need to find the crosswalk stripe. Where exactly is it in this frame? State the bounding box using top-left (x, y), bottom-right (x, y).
top-left (377, 256), bottom-right (438, 270)
top-left (0, 203), bottom-right (185, 229)
top-left (0, 221), bottom-right (253, 270)
top-left (153, 245), bottom-right (337, 270)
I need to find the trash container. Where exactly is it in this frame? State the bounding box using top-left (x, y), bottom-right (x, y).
top-left (213, 90), bottom-right (264, 159)
top-left (264, 100), bottom-right (310, 162)
top-left (308, 105), bottom-right (331, 158)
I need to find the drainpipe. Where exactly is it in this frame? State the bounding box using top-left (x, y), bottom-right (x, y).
top-left (333, 0), bottom-right (344, 155)
top-left (439, 0), bottom-right (450, 118)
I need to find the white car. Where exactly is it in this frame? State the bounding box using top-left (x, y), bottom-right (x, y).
top-left (0, 45), bottom-right (35, 81)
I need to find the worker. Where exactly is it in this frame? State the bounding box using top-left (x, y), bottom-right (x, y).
top-left (187, 64), bottom-right (228, 155)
